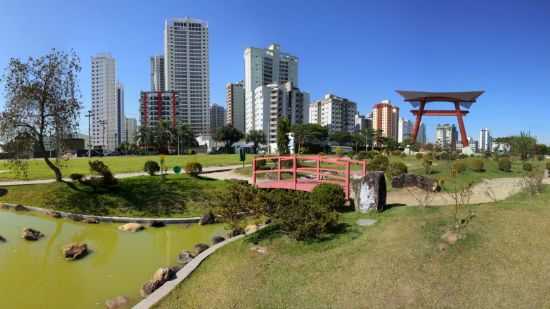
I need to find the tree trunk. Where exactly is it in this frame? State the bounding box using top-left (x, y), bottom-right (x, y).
top-left (44, 155), bottom-right (63, 182)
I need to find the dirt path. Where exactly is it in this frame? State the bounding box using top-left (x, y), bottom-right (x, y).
top-left (388, 177), bottom-right (550, 206)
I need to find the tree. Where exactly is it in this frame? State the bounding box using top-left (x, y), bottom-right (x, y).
top-left (373, 129), bottom-right (384, 148)
top-left (292, 123), bottom-right (328, 154)
top-left (214, 125), bottom-right (243, 153)
top-left (351, 132), bottom-right (366, 153)
top-left (246, 130), bottom-right (266, 153)
top-left (176, 124), bottom-right (198, 154)
top-left (329, 131), bottom-right (352, 146)
top-left (0, 49), bottom-right (81, 182)
top-left (276, 117), bottom-right (291, 154)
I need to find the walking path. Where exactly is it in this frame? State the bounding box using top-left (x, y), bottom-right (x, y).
top-left (0, 164), bottom-right (247, 186)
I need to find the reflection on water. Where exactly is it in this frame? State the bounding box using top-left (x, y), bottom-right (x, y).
top-left (0, 210), bottom-right (223, 308)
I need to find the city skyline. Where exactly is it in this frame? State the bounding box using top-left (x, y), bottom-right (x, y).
top-left (1, 1), bottom-right (549, 143)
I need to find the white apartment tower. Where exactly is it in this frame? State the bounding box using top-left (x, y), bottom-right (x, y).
top-left (244, 44), bottom-right (298, 133)
top-left (435, 123), bottom-right (458, 150)
top-left (91, 53), bottom-right (124, 151)
top-left (125, 117), bottom-right (137, 145)
top-left (150, 55), bottom-right (165, 91)
top-left (226, 81), bottom-right (245, 133)
top-left (479, 128), bottom-right (492, 153)
top-left (398, 117), bottom-right (413, 143)
top-left (309, 94), bottom-right (357, 133)
top-left (164, 18), bottom-right (210, 135)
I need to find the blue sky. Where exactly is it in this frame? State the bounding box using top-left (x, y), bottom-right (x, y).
top-left (1, 0), bottom-right (549, 143)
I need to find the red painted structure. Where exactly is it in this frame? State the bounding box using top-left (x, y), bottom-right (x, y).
top-left (252, 155), bottom-right (367, 200)
top-left (396, 90), bottom-right (484, 147)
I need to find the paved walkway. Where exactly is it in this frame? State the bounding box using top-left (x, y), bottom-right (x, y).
top-left (0, 164), bottom-right (248, 186)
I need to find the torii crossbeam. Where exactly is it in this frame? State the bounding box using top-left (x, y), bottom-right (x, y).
top-left (396, 90), bottom-right (484, 147)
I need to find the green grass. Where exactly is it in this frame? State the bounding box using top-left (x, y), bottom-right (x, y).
top-left (157, 186), bottom-right (550, 308)
top-left (0, 174), bottom-right (230, 217)
top-left (0, 154), bottom-right (250, 180)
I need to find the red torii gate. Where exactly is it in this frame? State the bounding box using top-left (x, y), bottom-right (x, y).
top-left (396, 90), bottom-right (484, 147)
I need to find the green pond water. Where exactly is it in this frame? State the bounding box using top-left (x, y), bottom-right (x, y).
top-left (0, 210), bottom-right (224, 308)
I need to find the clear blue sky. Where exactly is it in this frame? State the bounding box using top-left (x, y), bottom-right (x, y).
top-left (1, 0), bottom-right (549, 143)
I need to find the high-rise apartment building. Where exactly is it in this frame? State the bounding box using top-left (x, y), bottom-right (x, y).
top-left (226, 81), bottom-right (245, 133)
top-left (309, 94), bottom-right (357, 133)
top-left (91, 53), bottom-right (124, 151)
top-left (150, 55), bottom-right (165, 91)
top-left (209, 104), bottom-right (226, 134)
top-left (116, 82), bottom-right (125, 145)
top-left (372, 100), bottom-right (399, 141)
top-left (398, 117), bottom-right (413, 143)
top-left (139, 91), bottom-right (178, 129)
top-left (479, 128), bottom-right (492, 153)
top-left (253, 82), bottom-right (309, 150)
top-left (164, 18), bottom-right (209, 135)
top-left (244, 44), bottom-right (298, 133)
top-left (417, 123), bottom-right (427, 145)
top-left (125, 117), bottom-right (137, 145)
top-left (354, 113), bottom-right (372, 132)
top-left (435, 123), bottom-right (458, 150)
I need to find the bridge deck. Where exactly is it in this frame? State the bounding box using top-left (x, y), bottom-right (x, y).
top-left (255, 179), bottom-right (321, 192)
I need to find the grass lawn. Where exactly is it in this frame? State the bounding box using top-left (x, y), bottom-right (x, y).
top-left (0, 174), bottom-right (229, 218)
top-left (157, 186), bottom-right (550, 308)
top-left (0, 154), bottom-right (249, 180)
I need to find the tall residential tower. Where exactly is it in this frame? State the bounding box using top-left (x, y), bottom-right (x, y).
top-left (150, 55), bottom-right (165, 92)
top-left (226, 81), bottom-right (245, 133)
top-left (372, 100), bottom-right (399, 141)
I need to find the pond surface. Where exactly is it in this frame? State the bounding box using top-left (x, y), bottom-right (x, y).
top-left (0, 210), bottom-right (223, 308)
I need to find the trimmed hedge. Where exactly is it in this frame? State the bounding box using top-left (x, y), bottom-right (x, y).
top-left (185, 162), bottom-right (203, 177)
top-left (389, 161), bottom-right (408, 177)
top-left (498, 158), bottom-right (512, 172)
top-left (452, 160), bottom-right (467, 174)
top-left (469, 159), bottom-right (485, 172)
top-left (367, 155), bottom-right (389, 172)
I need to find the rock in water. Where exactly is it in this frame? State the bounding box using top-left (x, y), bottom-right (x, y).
top-left (194, 243), bottom-right (210, 255)
top-left (199, 211), bottom-right (215, 225)
top-left (63, 243), bottom-right (88, 260)
top-left (21, 228), bottom-right (44, 241)
top-left (0, 235), bottom-right (6, 243)
top-left (14, 204), bottom-right (29, 211)
top-left (176, 250), bottom-right (194, 265)
top-left (118, 223), bottom-right (145, 232)
top-left (245, 224), bottom-right (258, 234)
top-left (83, 217), bottom-right (99, 224)
top-left (105, 296), bottom-right (129, 309)
top-left (140, 268), bottom-right (175, 297)
top-left (46, 210), bottom-right (62, 218)
top-left (150, 221), bottom-right (165, 228)
top-left (211, 235), bottom-right (225, 245)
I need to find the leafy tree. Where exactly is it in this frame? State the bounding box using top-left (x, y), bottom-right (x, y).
top-left (292, 123), bottom-right (328, 154)
top-left (0, 49), bottom-right (81, 182)
top-left (373, 129), bottom-right (384, 148)
top-left (329, 131), bottom-right (352, 145)
top-left (351, 132), bottom-right (367, 153)
top-left (176, 124), bottom-right (197, 153)
top-left (214, 125), bottom-right (243, 153)
top-left (276, 117), bottom-right (291, 154)
top-left (245, 130), bottom-right (266, 153)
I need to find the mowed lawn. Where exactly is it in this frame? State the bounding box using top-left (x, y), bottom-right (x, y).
top-left (0, 154), bottom-right (250, 180)
top-left (157, 186), bottom-right (550, 309)
top-left (0, 174), bottom-right (229, 218)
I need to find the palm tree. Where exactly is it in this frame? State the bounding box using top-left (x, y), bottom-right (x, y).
top-left (246, 130), bottom-right (266, 153)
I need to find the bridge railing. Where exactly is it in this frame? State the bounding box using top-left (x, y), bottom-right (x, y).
top-left (252, 155), bottom-right (367, 199)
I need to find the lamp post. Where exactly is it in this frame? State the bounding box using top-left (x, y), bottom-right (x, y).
top-left (85, 110), bottom-right (92, 158)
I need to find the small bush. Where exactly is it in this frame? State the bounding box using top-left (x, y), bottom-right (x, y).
top-left (424, 152), bottom-right (433, 161)
top-left (522, 162), bottom-right (533, 172)
top-left (498, 158), bottom-right (512, 172)
top-left (389, 161), bottom-right (408, 177)
top-left (469, 159), bottom-right (485, 172)
top-left (89, 160), bottom-right (117, 186)
top-left (213, 181), bottom-right (264, 230)
top-left (355, 151), bottom-right (368, 160)
top-left (70, 173), bottom-right (84, 181)
top-left (422, 159), bottom-right (433, 175)
top-left (144, 161), bottom-right (160, 176)
top-left (415, 153), bottom-right (423, 160)
top-left (392, 150), bottom-right (402, 156)
top-left (452, 160), bottom-right (467, 174)
top-left (367, 155), bottom-right (389, 172)
top-left (311, 184), bottom-right (345, 211)
top-left (185, 162), bottom-right (203, 177)
top-left (536, 154), bottom-right (544, 161)
top-left (437, 151), bottom-right (449, 160)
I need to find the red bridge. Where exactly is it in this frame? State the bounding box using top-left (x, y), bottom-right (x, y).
top-left (252, 155), bottom-right (367, 199)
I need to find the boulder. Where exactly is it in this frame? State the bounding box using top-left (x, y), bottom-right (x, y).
top-left (150, 221), bottom-right (166, 228)
top-left (83, 217), bottom-right (99, 224)
top-left (194, 243), bottom-right (210, 255)
top-left (0, 235), bottom-right (6, 243)
top-left (21, 228), bottom-right (44, 241)
top-left (68, 214), bottom-right (83, 222)
top-left (46, 210), bottom-right (62, 218)
top-left (351, 171), bottom-right (387, 213)
top-left (227, 227), bottom-right (244, 238)
top-left (199, 211), bottom-right (215, 225)
top-left (0, 203), bottom-right (11, 210)
top-left (105, 296), bottom-right (129, 309)
top-left (118, 223), bottom-right (145, 232)
top-left (250, 245), bottom-right (268, 255)
top-left (403, 174), bottom-right (418, 187)
top-left (140, 267), bottom-right (175, 297)
top-left (245, 224), bottom-right (258, 234)
top-left (211, 235), bottom-right (225, 245)
top-left (140, 281), bottom-right (158, 297)
top-left (63, 243), bottom-right (88, 260)
top-left (176, 250), bottom-right (194, 265)
top-left (169, 264), bottom-right (183, 274)
top-left (391, 174), bottom-right (405, 188)
top-left (14, 204), bottom-right (29, 211)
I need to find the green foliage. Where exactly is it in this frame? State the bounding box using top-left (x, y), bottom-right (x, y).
top-left (354, 151), bottom-right (368, 160)
top-left (245, 130), bottom-right (266, 153)
top-left (423, 159), bottom-right (433, 175)
top-left (144, 160), bottom-right (160, 176)
top-left (215, 126), bottom-right (244, 153)
top-left (276, 117), bottom-right (291, 154)
top-left (469, 159), bottom-right (485, 172)
top-left (391, 150), bottom-right (402, 156)
top-left (498, 158), bottom-right (512, 172)
top-left (522, 162), bottom-right (533, 172)
top-left (452, 160), bottom-right (467, 174)
top-left (292, 123), bottom-right (329, 154)
top-left (310, 184), bottom-right (345, 211)
top-left (69, 173), bottom-right (84, 181)
top-left (185, 162), bottom-right (203, 177)
top-left (536, 154), bottom-right (544, 161)
top-left (88, 160), bottom-right (118, 187)
top-left (389, 161), bottom-right (408, 177)
top-left (367, 155), bottom-right (389, 172)
top-left (213, 181), bottom-right (264, 230)
top-left (415, 153), bottom-right (423, 160)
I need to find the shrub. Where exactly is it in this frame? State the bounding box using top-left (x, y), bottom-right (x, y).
top-left (424, 152), bottom-right (433, 161)
top-left (144, 161), bottom-right (160, 176)
top-left (469, 159), bottom-right (485, 172)
top-left (311, 184), bottom-right (345, 211)
top-left (437, 151), bottom-right (449, 160)
top-left (536, 154), bottom-right (544, 161)
top-left (415, 153), bottom-right (423, 160)
top-left (355, 151), bottom-right (368, 160)
top-left (367, 155), bottom-right (389, 172)
top-left (389, 161), bottom-right (408, 177)
top-left (498, 158), bottom-right (512, 172)
top-left (422, 159), bottom-right (433, 175)
top-left (185, 162), bottom-right (203, 177)
top-left (522, 162), bottom-right (533, 172)
top-left (458, 154), bottom-right (467, 160)
top-left (69, 173), bottom-right (84, 181)
top-left (392, 150), bottom-right (402, 156)
top-left (213, 181), bottom-right (264, 230)
top-left (88, 160), bottom-right (117, 186)
top-left (452, 160), bottom-right (467, 174)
